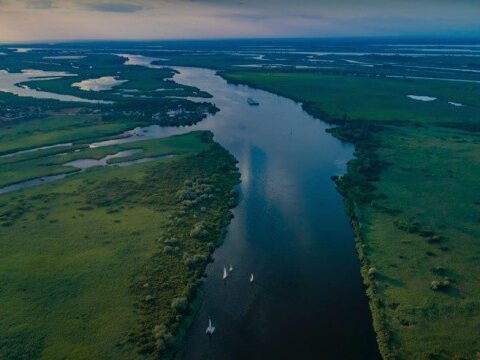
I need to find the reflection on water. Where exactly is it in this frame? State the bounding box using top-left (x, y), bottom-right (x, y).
top-left (0, 69), bottom-right (112, 103)
top-left (64, 149), bottom-right (143, 169)
top-left (117, 54), bottom-right (168, 68)
top-left (72, 76), bottom-right (127, 92)
top-left (143, 67), bottom-right (380, 359)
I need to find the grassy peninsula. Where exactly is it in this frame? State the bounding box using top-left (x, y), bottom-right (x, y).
top-left (0, 131), bottom-right (240, 359)
top-left (222, 70), bottom-right (480, 360)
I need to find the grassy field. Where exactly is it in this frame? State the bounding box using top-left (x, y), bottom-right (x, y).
top-left (222, 70), bottom-right (480, 359)
top-left (0, 129), bottom-right (216, 189)
top-left (223, 71), bottom-right (480, 126)
top-left (0, 131), bottom-right (240, 359)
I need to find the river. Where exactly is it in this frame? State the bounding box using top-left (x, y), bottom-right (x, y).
top-left (167, 68), bottom-right (380, 359)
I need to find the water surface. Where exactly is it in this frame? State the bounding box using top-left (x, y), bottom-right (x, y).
top-left (158, 68), bottom-right (380, 359)
top-left (0, 69), bottom-right (111, 103)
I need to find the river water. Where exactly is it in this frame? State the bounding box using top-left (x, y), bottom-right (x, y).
top-left (163, 68), bottom-right (380, 359)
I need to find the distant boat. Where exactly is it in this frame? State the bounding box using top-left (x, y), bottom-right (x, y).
top-left (223, 266), bottom-right (228, 280)
top-left (229, 265), bottom-right (233, 272)
top-left (247, 97), bottom-right (259, 106)
top-left (206, 318), bottom-right (215, 335)
top-left (250, 273), bottom-right (255, 283)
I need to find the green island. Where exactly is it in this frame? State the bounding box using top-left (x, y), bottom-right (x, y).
top-left (221, 71), bottom-right (480, 359)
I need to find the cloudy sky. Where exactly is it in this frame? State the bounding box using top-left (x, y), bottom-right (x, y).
top-left (0, 0), bottom-right (479, 42)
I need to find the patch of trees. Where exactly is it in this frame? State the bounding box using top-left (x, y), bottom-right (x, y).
top-left (332, 123), bottom-right (388, 204)
top-left (127, 144), bottom-right (240, 359)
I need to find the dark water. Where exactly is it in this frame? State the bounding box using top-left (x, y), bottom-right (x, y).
top-left (160, 68), bottom-right (381, 360)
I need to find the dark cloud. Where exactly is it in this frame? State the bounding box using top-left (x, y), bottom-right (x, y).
top-left (25, 0), bottom-right (55, 8)
top-left (87, 3), bottom-right (145, 13)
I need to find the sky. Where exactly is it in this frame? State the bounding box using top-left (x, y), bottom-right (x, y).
top-left (0, 0), bottom-right (479, 42)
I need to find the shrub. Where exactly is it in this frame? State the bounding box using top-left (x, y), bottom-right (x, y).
top-left (368, 267), bottom-right (377, 278)
top-left (163, 246), bottom-right (175, 254)
top-left (190, 222), bottom-right (209, 239)
top-left (184, 253), bottom-right (208, 269)
top-left (171, 297), bottom-right (188, 314)
top-left (430, 278), bottom-right (451, 291)
top-left (431, 266), bottom-right (446, 275)
top-left (427, 235), bottom-right (442, 243)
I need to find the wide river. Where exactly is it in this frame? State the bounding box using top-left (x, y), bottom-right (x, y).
top-left (3, 65), bottom-right (381, 358)
top-left (157, 68), bottom-right (380, 359)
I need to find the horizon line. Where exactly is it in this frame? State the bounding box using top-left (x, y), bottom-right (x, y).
top-left (1, 35), bottom-right (480, 46)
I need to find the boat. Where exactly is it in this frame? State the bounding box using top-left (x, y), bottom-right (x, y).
top-left (229, 265), bottom-right (233, 272)
top-left (223, 266), bottom-right (228, 280)
top-left (250, 273), bottom-right (255, 283)
top-left (206, 318), bottom-right (215, 335)
top-left (247, 97), bottom-right (259, 106)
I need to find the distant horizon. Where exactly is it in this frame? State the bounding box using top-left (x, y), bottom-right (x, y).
top-left (0, 1), bottom-right (479, 43)
top-left (2, 35), bottom-right (480, 46)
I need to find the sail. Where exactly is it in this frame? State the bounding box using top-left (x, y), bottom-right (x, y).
top-left (250, 273), bottom-right (254, 283)
top-left (206, 318), bottom-right (215, 335)
top-left (223, 266), bottom-right (228, 279)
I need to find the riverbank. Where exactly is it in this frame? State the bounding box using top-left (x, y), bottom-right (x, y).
top-left (0, 131), bottom-right (240, 359)
top-left (221, 70), bottom-right (480, 359)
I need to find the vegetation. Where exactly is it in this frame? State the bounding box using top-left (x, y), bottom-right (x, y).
top-left (222, 70), bottom-right (480, 360)
top-left (0, 131), bottom-right (240, 359)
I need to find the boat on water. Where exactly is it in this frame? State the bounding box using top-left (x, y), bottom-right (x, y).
top-left (229, 265), bottom-right (233, 272)
top-left (250, 273), bottom-right (255, 283)
top-left (206, 319), bottom-right (215, 335)
top-left (247, 97), bottom-right (260, 106)
top-left (223, 266), bottom-right (228, 280)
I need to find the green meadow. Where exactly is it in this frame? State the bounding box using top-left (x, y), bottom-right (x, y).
top-left (222, 70), bottom-right (480, 359)
top-left (0, 131), bottom-right (240, 359)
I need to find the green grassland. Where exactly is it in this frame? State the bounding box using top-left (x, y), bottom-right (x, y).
top-left (222, 70), bottom-right (480, 359)
top-left (0, 130), bottom-right (210, 189)
top-left (223, 71), bottom-right (480, 126)
top-left (0, 111), bottom-right (134, 155)
top-left (0, 131), bottom-right (240, 359)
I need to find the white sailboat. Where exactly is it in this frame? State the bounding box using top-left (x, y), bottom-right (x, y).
top-left (229, 265), bottom-right (233, 272)
top-left (206, 318), bottom-right (215, 335)
top-left (223, 266), bottom-right (228, 280)
top-left (250, 273), bottom-right (254, 283)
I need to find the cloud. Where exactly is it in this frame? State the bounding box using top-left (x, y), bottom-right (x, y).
top-left (86, 3), bottom-right (145, 13)
top-left (25, 0), bottom-right (55, 9)
top-left (0, 0), bottom-right (479, 42)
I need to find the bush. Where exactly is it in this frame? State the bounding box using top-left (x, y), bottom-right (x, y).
top-left (184, 253), bottom-right (208, 269)
top-left (368, 267), bottom-right (377, 278)
top-left (430, 278), bottom-right (451, 291)
top-left (190, 222), bottom-right (209, 239)
top-left (171, 297), bottom-right (188, 314)
top-left (427, 235), bottom-right (442, 243)
top-left (163, 246), bottom-right (175, 254)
